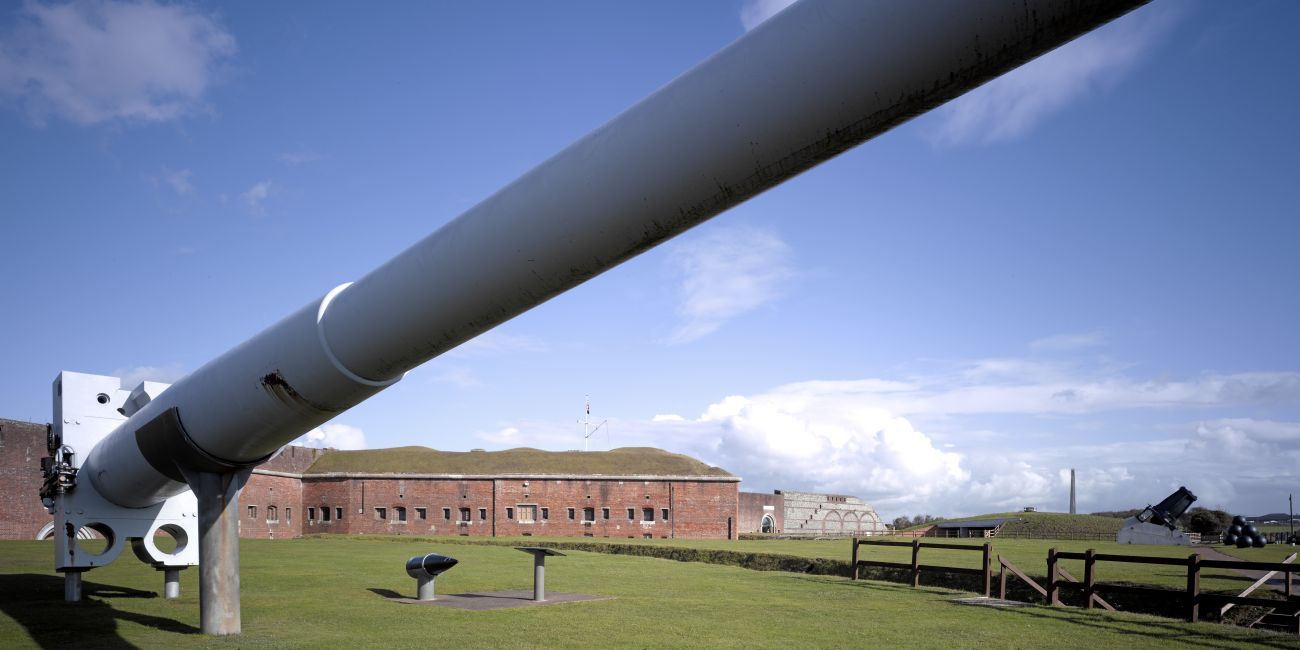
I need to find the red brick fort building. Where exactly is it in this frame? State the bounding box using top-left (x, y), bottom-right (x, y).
top-left (1, 418), bottom-right (884, 541)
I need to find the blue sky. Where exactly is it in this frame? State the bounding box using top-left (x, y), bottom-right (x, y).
top-left (2, 1), bottom-right (1297, 520)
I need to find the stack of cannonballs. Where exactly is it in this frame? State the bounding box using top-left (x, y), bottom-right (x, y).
top-left (1222, 515), bottom-right (1268, 548)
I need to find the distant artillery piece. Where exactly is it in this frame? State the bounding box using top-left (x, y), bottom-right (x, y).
top-left (1117, 486), bottom-right (1197, 546)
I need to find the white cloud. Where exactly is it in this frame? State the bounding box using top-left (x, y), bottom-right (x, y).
top-left (739, 0), bottom-right (796, 31)
top-left (294, 423), bottom-right (367, 450)
top-left (928, 4), bottom-right (1176, 146)
top-left (111, 363), bottom-right (186, 388)
top-left (241, 180), bottom-right (272, 212)
top-left (278, 151), bottom-right (320, 166)
top-left (163, 168), bottom-right (193, 196)
top-left (446, 330), bottom-right (547, 359)
top-left (1029, 330), bottom-right (1107, 352)
top-left (466, 358), bottom-right (1300, 519)
top-left (666, 225), bottom-right (796, 344)
top-left (476, 426), bottom-right (521, 445)
top-left (431, 366), bottom-right (482, 389)
top-left (0, 0), bottom-right (236, 126)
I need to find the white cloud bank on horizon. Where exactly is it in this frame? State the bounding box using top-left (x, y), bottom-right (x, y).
top-left (666, 225), bottom-right (796, 345)
top-left (294, 423), bottom-right (367, 451)
top-left (0, 0), bottom-right (236, 126)
top-left (928, 4), bottom-right (1177, 146)
top-left (473, 361), bottom-right (1300, 519)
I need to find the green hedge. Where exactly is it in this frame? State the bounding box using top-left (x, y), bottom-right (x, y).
top-left (338, 535), bottom-right (853, 577)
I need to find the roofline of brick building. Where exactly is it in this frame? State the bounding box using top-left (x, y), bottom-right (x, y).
top-left (253, 468), bottom-right (741, 482)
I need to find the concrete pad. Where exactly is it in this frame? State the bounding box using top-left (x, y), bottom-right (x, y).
top-left (387, 589), bottom-right (612, 611)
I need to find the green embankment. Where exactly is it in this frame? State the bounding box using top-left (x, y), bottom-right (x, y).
top-left (0, 538), bottom-right (1286, 648)
top-left (900, 512), bottom-right (1123, 537)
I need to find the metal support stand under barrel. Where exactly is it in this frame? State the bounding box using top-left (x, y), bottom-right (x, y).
top-left (406, 553), bottom-right (458, 601)
top-left (516, 547), bottom-right (564, 602)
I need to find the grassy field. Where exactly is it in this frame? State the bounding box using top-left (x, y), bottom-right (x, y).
top-left (421, 534), bottom-right (1296, 594)
top-left (1, 538), bottom-right (1294, 649)
top-left (900, 512), bottom-right (1125, 537)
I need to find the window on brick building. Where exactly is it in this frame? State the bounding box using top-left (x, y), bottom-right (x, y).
top-left (567, 508), bottom-right (576, 521)
top-left (602, 507), bottom-right (610, 520)
top-left (459, 507), bottom-right (471, 522)
top-left (336, 507), bottom-right (344, 520)
top-left (322, 506), bottom-right (331, 522)
top-left (443, 508), bottom-right (452, 521)
top-left (627, 508), bottom-right (635, 521)
top-left (375, 507), bottom-right (387, 520)
top-left (642, 507), bottom-right (654, 522)
top-left (267, 506), bottom-right (278, 522)
top-left (540, 507), bottom-right (549, 520)
top-left (583, 507), bottom-right (595, 522)
top-left (286, 507), bottom-right (292, 522)
top-left (517, 505), bottom-right (536, 523)
top-left (505, 507), bottom-right (514, 520)
top-left (308, 507), bottom-right (317, 521)
top-left (661, 508), bottom-right (669, 521)
top-left (416, 507), bottom-right (427, 520)
top-left (248, 505), bottom-right (257, 519)
top-left (396, 507), bottom-right (407, 522)
top-left (478, 508), bottom-right (487, 520)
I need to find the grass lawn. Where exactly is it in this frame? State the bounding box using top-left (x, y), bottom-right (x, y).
top-left (1, 538), bottom-right (1293, 648)
top-left (427, 534), bottom-right (1292, 594)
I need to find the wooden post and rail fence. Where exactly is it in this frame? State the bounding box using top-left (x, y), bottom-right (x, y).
top-left (851, 537), bottom-right (1298, 634)
top-left (851, 538), bottom-right (993, 597)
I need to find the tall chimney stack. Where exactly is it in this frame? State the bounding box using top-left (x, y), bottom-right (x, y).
top-left (1069, 469), bottom-right (1077, 515)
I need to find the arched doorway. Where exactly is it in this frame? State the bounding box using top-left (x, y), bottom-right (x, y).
top-left (760, 514), bottom-right (775, 534)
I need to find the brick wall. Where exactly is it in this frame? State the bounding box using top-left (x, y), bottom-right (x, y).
top-left (240, 473), bottom-right (304, 539)
top-left (780, 490), bottom-right (886, 535)
top-left (1, 416), bottom-right (742, 543)
top-left (233, 475), bottom-right (741, 540)
top-left (738, 491), bottom-right (784, 533)
top-left (261, 445), bottom-right (329, 474)
top-left (0, 419), bottom-right (52, 540)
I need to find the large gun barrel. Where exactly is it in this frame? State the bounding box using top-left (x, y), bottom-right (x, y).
top-left (82, 0), bottom-right (1148, 509)
top-left (1146, 486), bottom-right (1198, 529)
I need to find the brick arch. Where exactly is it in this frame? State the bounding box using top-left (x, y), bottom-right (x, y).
top-left (842, 512), bottom-right (860, 530)
top-left (822, 511), bottom-right (843, 531)
top-left (861, 511), bottom-right (881, 529)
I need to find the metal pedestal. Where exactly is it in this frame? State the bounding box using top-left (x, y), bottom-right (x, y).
top-left (63, 571), bottom-right (83, 602)
top-left (417, 575), bottom-right (436, 601)
top-left (516, 547), bottom-right (565, 602)
top-left (163, 568), bottom-right (182, 599)
top-left (184, 468), bottom-right (251, 636)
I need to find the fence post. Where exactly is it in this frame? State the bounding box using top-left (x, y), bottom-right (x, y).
top-left (1083, 548), bottom-right (1095, 610)
top-left (911, 539), bottom-right (921, 588)
top-left (1047, 547), bottom-right (1059, 606)
top-left (851, 537), bottom-right (859, 581)
top-left (998, 556), bottom-right (1007, 600)
top-left (982, 543), bottom-right (992, 598)
top-left (1186, 553), bottom-right (1200, 623)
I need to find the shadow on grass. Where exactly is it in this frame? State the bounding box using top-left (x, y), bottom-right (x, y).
top-left (368, 587), bottom-right (405, 600)
top-left (991, 604), bottom-right (1297, 649)
top-left (793, 574), bottom-right (1291, 646)
top-left (0, 573), bottom-right (198, 649)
